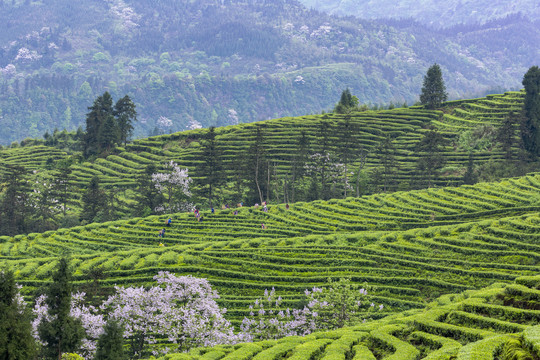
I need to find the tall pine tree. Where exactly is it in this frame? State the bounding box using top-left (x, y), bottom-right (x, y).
top-left (521, 66), bottom-right (540, 156)
top-left (52, 166), bottom-right (73, 217)
top-left (0, 270), bottom-right (36, 360)
top-left (98, 114), bottom-right (119, 152)
top-left (290, 131), bottom-right (310, 202)
top-left (0, 164), bottom-right (31, 236)
top-left (198, 127), bottom-right (224, 207)
top-left (114, 95), bottom-right (137, 146)
top-left (38, 257), bottom-right (85, 360)
top-left (134, 164), bottom-right (163, 216)
top-left (83, 92), bottom-right (114, 157)
top-left (497, 111), bottom-right (519, 160)
top-left (420, 63), bottom-right (448, 109)
top-left (336, 116), bottom-right (358, 197)
top-left (415, 127), bottom-right (447, 188)
top-left (246, 125), bottom-right (267, 204)
top-left (376, 136), bottom-right (397, 193)
top-left (94, 321), bottom-right (124, 360)
top-left (81, 176), bottom-right (106, 223)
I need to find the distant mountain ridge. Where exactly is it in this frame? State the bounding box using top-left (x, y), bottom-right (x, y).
top-left (0, 0), bottom-right (538, 144)
top-left (299, 0), bottom-right (540, 27)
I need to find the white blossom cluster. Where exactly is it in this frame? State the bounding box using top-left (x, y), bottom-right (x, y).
top-left (152, 161), bottom-right (192, 196)
top-left (228, 109), bottom-right (239, 125)
top-left (186, 119), bottom-right (202, 130)
top-left (109, 0), bottom-right (141, 31)
top-left (14, 47), bottom-right (42, 62)
top-left (157, 115), bottom-right (173, 132)
top-left (305, 152), bottom-right (351, 187)
top-left (0, 64), bottom-right (16, 76)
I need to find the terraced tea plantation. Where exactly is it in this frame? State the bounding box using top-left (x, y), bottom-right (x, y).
top-left (159, 275), bottom-right (540, 359)
top-left (2, 173), bottom-right (540, 328)
top-left (1, 90), bottom-right (538, 358)
top-left (0, 91), bottom-right (525, 211)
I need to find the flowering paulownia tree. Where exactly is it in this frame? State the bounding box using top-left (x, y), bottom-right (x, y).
top-left (240, 288), bottom-right (317, 341)
top-left (102, 272), bottom-right (237, 356)
top-left (306, 277), bottom-right (382, 329)
top-left (152, 161), bottom-right (192, 213)
top-left (33, 272), bottom-right (236, 358)
top-left (240, 278), bottom-right (383, 341)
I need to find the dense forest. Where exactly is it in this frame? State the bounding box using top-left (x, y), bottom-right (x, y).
top-left (300, 0), bottom-right (540, 27)
top-left (0, 0), bottom-right (538, 144)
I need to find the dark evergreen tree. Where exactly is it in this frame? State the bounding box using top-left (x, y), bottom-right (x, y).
top-left (38, 258), bottom-right (85, 360)
top-left (198, 126), bottom-right (224, 207)
top-left (521, 66), bottom-right (540, 156)
top-left (114, 95), bottom-right (137, 146)
top-left (0, 165), bottom-right (31, 236)
top-left (376, 136), bottom-right (397, 193)
top-left (334, 88), bottom-right (358, 114)
top-left (420, 63), bottom-right (448, 109)
top-left (316, 121), bottom-right (332, 199)
top-left (0, 270), bottom-right (36, 360)
top-left (415, 127), bottom-right (447, 188)
top-left (83, 92), bottom-right (114, 157)
top-left (52, 166), bottom-right (73, 217)
top-left (228, 150), bottom-right (247, 205)
top-left (336, 116), bottom-right (358, 197)
top-left (81, 176), bottom-right (106, 223)
top-left (290, 131), bottom-right (310, 202)
top-left (94, 320), bottom-right (125, 360)
top-left (134, 164), bottom-right (163, 216)
top-left (98, 114), bottom-right (119, 152)
top-left (99, 188), bottom-right (125, 222)
top-left (246, 125), bottom-right (267, 204)
top-left (497, 111), bottom-right (519, 160)
top-left (463, 152), bottom-right (477, 185)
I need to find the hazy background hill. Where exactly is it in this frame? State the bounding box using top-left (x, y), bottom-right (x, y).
top-left (299, 0), bottom-right (540, 27)
top-left (0, 0), bottom-right (538, 144)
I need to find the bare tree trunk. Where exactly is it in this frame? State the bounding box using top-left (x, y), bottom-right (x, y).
top-left (255, 156), bottom-right (263, 204)
top-left (343, 163), bottom-right (348, 198)
top-left (355, 150), bottom-right (368, 197)
top-left (267, 161), bottom-right (270, 202)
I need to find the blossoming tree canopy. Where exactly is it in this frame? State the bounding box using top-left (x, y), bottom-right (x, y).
top-left (151, 161), bottom-right (193, 212)
top-left (32, 271), bottom-right (237, 358)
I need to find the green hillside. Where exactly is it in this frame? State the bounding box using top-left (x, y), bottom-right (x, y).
top-left (0, 0), bottom-right (537, 144)
top-left (156, 276), bottom-right (540, 359)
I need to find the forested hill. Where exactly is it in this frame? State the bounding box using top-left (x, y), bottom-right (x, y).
top-left (300, 0), bottom-right (540, 27)
top-left (0, 0), bottom-right (538, 145)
